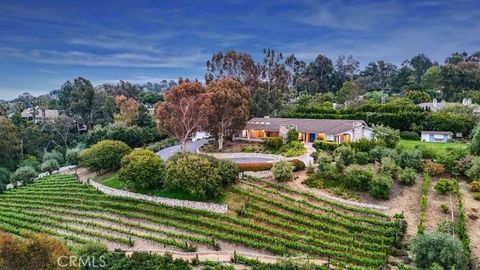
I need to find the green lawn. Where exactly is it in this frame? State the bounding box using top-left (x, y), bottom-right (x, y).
top-left (398, 139), bottom-right (469, 156)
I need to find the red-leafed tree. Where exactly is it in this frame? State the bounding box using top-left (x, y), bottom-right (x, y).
top-left (155, 80), bottom-right (212, 151)
top-left (206, 78), bottom-right (250, 150)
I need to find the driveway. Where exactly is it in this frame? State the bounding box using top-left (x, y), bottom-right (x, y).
top-left (156, 139), bottom-right (208, 160)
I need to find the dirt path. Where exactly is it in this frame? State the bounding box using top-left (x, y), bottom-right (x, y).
top-left (460, 181), bottom-right (480, 266)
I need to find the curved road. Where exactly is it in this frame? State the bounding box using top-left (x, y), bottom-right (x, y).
top-left (156, 139), bottom-right (208, 160)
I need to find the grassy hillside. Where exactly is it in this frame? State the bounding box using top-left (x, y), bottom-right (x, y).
top-left (0, 174), bottom-right (401, 269)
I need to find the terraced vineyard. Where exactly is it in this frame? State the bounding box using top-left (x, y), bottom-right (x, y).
top-left (0, 174), bottom-right (402, 269)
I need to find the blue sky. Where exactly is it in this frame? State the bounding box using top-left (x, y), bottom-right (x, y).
top-left (1, 0), bottom-right (479, 99)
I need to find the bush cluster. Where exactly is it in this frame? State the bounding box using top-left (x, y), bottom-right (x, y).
top-left (343, 165), bottom-right (373, 192)
top-left (80, 140), bottom-right (132, 173)
top-left (423, 160), bottom-right (445, 176)
top-left (398, 168), bottom-right (417, 185)
top-left (434, 178), bottom-right (456, 195)
top-left (370, 174), bottom-right (393, 199)
top-left (272, 161), bottom-right (294, 182)
top-left (400, 131), bottom-right (420, 140)
top-left (118, 149), bottom-right (165, 190)
top-left (312, 140), bottom-right (339, 152)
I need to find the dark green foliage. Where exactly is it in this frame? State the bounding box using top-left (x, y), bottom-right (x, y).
top-left (398, 168), bottom-right (417, 185)
top-left (396, 149), bottom-right (422, 169)
top-left (370, 174), bottom-right (393, 199)
top-left (333, 145), bottom-right (355, 166)
top-left (0, 167), bottom-right (11, 192)
top-left (378, 157), bottom-right (400, 180)
top-left (415, 145), bottom-right (437, 160)
top-left (203, 155), bottom-right (239, 186)
top-left (411, 232), bottom-right (469, 270)
top-left (372, 125), bottom-right (400, 148)
top-left (400, 131), bottom-right (420, 140)
top-left (265, 137), bottom-right (283, 150)
top-left (313, 140), bottom-right (339, 152)
top-left (354, 151), bottom-right (370, 165)
top-left (343, 165), bottom-right (373, 191)
top-left (280, 141), bottom-right (306, 157)
top-left (286, 128), bottom-right (298, 143)
top-left (369, 146), bottom-right (397, 162)
top-left (165, 153), bottom-right (222, 201)
top-left (85, 124), bottom-right (161, 148)
top-left (80, 140), bottom-right (132, 173)
top-left (350, 138), bottom-right (383, 152)
top-left (118, 149), bottom-right (165, 190)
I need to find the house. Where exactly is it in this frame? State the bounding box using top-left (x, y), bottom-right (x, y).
top-left (21, 108), bottom-right (59, 123)
top-left (418, 98), bottom-right (480, 116)
top-left (236, 117), bottom-right (373, 143)
top-left (421, 131), bottom-right (453, 142)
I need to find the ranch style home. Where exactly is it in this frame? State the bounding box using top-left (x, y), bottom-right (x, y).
top-left (236, 117), bottom-right (373, 143)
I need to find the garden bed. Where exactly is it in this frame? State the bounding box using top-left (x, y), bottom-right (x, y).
top-left (200, 140), bottom-right (306, 157)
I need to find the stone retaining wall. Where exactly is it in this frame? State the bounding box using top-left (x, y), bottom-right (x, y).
top-left (88, 179), bottom-right (228, 213)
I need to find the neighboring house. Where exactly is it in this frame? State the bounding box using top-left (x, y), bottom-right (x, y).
top-left (421, 131), bottom-right (453, 142)
top-left (21, 108), bottom-right (59, 123)
top-left (418, 98), bottom-right (480, 115)
top-left (236, 117), bottom-right (373, 143)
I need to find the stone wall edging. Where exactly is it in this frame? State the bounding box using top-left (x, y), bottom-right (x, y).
top-left (88, 178), bottom-right (228, 214)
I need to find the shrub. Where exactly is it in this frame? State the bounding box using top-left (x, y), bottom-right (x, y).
top-left (10, 166), bottom-right (37, 185)
top-left (290, 159), bottom-right (306, 172)
top-left (436, 153), bottom-right (457, 174)
top-left (354, 151), bottom-right (370, 165)
top-left (398, 168), bottom-right (417, 185)
top-left (265, 137), bottom-right (283, 150)
top-left (119, 149), bottom-right (165, 190)
top-left (317, 162), bottom-right (339, 181)
top-left (411, 232), bottom-right (469, 270)
top-left (350, 138), bottom-right (383, 152)
top-left (370, 174), bottom-right (393, 199)
top-left (280, 141), bottom-right (306, 157)
top-left (369, 146), bottom-right (397, 162)
top-left (379, 157), bottom-right (400, 180)
top-left (316, 151), bottom-right (333, 168)
top-left (43, 150), bottom-right (64, 164)
top-left (237, 162), bottom-right (272, 172)
top-left (313, 140), bottom-right (339, 152)
top-left (456, 155), bottom-right (475, 177)
top-left (434, 178), bottom-right (456, 195)
top-left (203, 156), bottom-right (239, 186)
top-left (80, 140), bottom-right (132, 173)
top-left (343, 165), bottom-right (373, 191)
top-left (333, 145), bottom-right (355, 166)
top-left (372, 125), bottom-right (400, 148)
top-left (40, 159), bottom-right (60, 174)
top-left (65, 147), bottom-right (83, 165)
top-left (423, 160), bottom-right (445, 176)
top-left (466, 157), bottom-right (480, 181)
top-left (396, 149), bottom-right (422, 169)
top-left (272, 161), bottom-right (295, 182)
top-left (165, 153), bottom-right (222, 201)
top-left (400, 131), bottom-right (420, 140)
top-left (286, 128), bottom-right (298, 143)
top-left (440, 204), bottom-right (450, 214)
top-left (85, 123), bottom-right (161, 148)
top-left (19, 155), bottom-right (40, 170)
top-left (415, 145), bottom-right (437, 160)
top-left (470, 180), bottom-right (480, 192)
